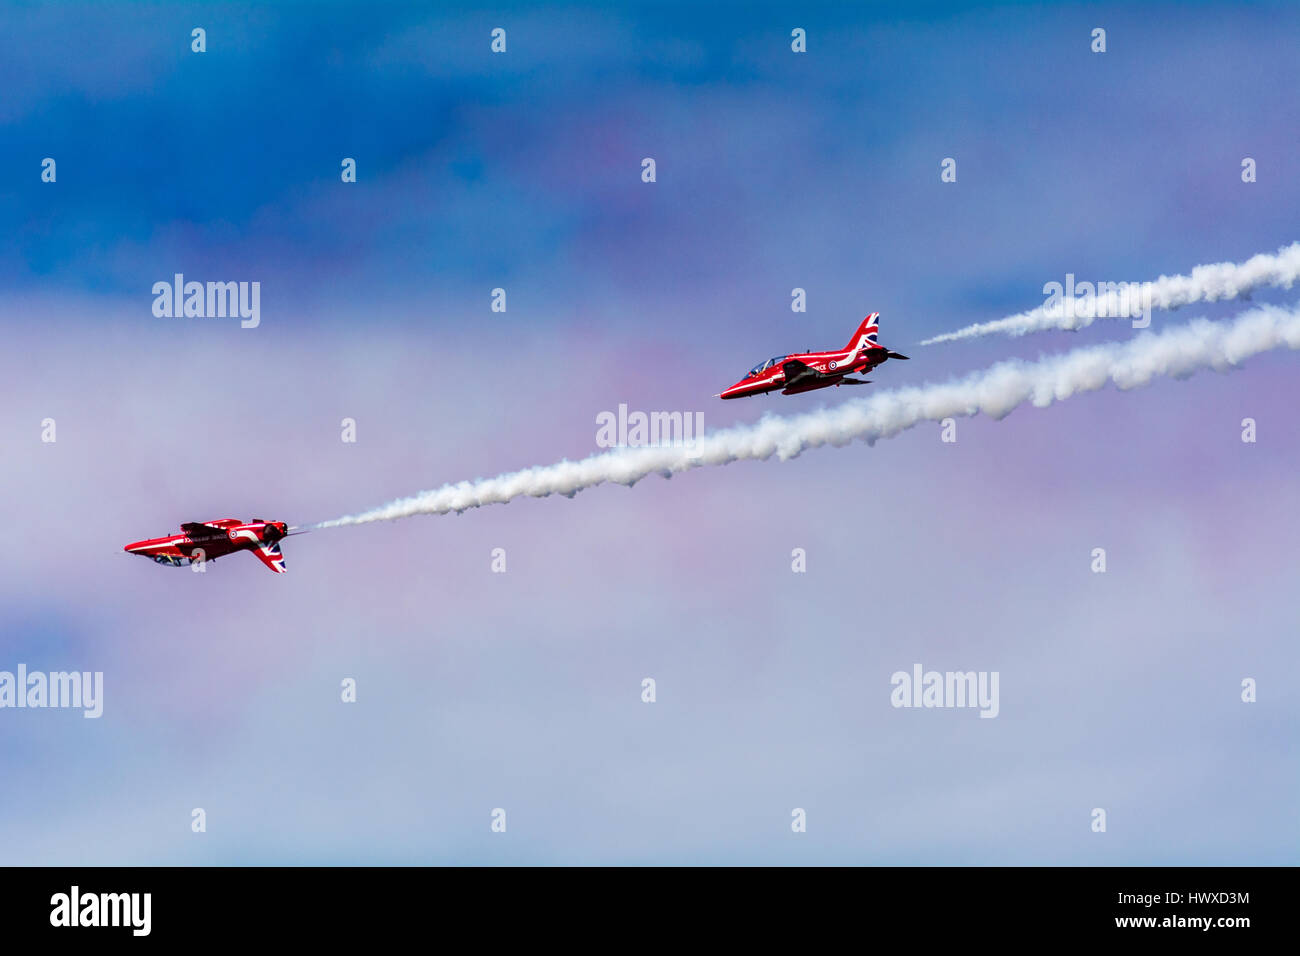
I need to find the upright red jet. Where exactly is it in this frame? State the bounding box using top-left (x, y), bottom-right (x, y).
top-left (123, 518), bottom-right (294, 573)
top-left (718, 313), bottom-right (909, 400)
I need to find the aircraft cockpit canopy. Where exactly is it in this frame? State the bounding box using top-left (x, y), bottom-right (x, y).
top-left (747, 355), bottom-right (787, 377)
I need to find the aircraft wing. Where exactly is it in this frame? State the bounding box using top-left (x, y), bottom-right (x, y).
top-left (249, 541), bottom-right (287, 574)
top-left (780, 359), bottom-right (820, 388)
top-left (180, 521), bottom-right (224, 538)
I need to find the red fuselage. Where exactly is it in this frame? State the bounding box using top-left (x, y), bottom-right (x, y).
top-left (719, 312), bottom-right (907, 400)
top-left (124, 518), bottom-right (290, 572)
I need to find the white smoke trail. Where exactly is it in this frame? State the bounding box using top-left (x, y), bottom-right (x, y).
top-left (921, 241), bottom-right (1300, 345)
top-left (314, 301), bottom-right (1300, 529)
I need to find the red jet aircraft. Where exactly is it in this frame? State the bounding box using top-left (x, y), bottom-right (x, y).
top-left (123, 518), bottom-right (296, 573)
top-left (718, 313), bottom-right (909, 400)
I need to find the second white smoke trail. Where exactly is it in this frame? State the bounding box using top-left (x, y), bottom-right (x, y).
top-left (315, 301), bottom-right (1300, 529)
top-left (921, 241), bottom-right (1300, 344)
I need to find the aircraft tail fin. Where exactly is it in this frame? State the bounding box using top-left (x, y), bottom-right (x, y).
top-left (250, 541), bottom-right (287, 574)
top-left (846, 312), bottom-right (881, 351)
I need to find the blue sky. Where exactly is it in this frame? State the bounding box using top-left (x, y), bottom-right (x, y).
top-left (1, 1), bottom-right (1297, 864)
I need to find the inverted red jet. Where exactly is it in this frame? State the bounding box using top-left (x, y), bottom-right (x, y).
top-left (718, 313), bottom-right (909, 400)
top-left (123, 518), bottom-right (294, 573)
